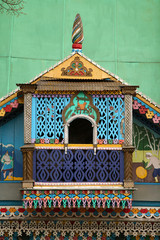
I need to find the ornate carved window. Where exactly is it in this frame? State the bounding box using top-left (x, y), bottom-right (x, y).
top-left (31, 92), bottom-right (125, 145)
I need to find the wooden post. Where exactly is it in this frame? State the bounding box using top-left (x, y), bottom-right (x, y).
top-left (17, 84), bottom-right (37, 144)
top-left (121, 86), bottom-right (138, 188)
top-left (21, 144), bottom-right (35, 188)
top-left (123, 146), bottom-right (135, 188)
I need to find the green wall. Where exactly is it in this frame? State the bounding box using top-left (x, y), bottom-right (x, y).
top-left (0, 0), bottom-right (160, 103)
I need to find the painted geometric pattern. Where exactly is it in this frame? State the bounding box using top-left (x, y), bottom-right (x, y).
top-left (33, 149), bottom-right (124, 183)
top-left (22, 189), bottom-right (132, 209)
top-left (93, 95), bottom-right (125, 141)
top-left (133, 97), bottom-right (160, 125)
top-left (1, 206), bottom-right (160, 219)
top-left (34, 95), bottom-right (70, 141)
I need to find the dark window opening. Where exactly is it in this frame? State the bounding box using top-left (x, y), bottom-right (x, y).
top-left (69, 118), bottom-right (93, 144)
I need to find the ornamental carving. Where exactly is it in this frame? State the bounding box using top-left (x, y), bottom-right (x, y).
top-left (62, 92), bottom-right (100, 124)
top-left (61, 56), bottom-right (93, 76)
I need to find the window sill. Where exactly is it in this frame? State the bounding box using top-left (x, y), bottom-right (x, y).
top-left (34, 143), bottom-right (122, 150)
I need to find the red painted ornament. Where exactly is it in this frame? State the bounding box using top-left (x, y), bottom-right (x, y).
top-left (72, 43), bottom-right (82, 49)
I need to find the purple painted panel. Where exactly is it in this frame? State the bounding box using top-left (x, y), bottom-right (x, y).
top-left (33, 149), bottom-right (124, 183)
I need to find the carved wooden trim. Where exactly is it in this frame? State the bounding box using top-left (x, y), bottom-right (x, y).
top-left (121, 86), bottom-right (138, 96)
top-left (17, 84), bottom-right (37, 94)
top-left (123, 146), bottom-right (135, 188)
top-left (124, 95), bottom-right (133, 146)
top-left (61, 56), bottom-right (93, 76)
top-left (24, 93), bottom-right (32, 143)
top-left (22, 151), bottom-right (27, 180)
top-left (21, 145), bottom-right (35, 185)
top-left (62, 92), bottom-right (100, 124)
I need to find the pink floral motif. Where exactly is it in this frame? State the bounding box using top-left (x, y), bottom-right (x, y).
top-left (132, 100), bottom-right (141, 110)
top-left (10, 99), bottom-right (19, 108)
top-left (153, 114), bottom-right (160, 124)
top-left (113, 139), bottom-right (118, 144)
top-left (45, 139), bottom-right (50, 144)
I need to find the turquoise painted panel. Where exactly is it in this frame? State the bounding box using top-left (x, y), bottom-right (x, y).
top-left (0, 113), bottom-right (24, 181)
top-left (32, 94), bottom-right (125, 143)
top-left (33, 95), bottom-right (70, 143)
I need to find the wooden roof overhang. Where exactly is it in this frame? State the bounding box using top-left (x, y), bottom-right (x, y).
top-left (17, 80), bottom-right (138, 95)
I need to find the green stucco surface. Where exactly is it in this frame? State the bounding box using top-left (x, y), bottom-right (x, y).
top-left (0, 0), bottom-right (160, 103)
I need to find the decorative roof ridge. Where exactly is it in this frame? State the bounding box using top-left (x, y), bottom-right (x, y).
top-left (0, 52), bottom-right (159, 113)
top-left (136, 90), bottom-right (160, 109)
top-left (80, 52), bottom-right (129, 85)
top-left (29, 51), bottom-right (77, 84)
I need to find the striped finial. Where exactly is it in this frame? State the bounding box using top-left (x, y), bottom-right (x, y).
top-left (72, 14), bottom-right (84, 53)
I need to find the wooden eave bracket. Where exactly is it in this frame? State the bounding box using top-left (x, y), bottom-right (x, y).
top-left (17, 84), bottom-right (37, 94)
top-left (121, 86), bottom-right (139, 96)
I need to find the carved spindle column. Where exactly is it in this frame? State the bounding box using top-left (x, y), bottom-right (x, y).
top-left (17, 84), bottom-right (37, 188)
top-left (124, 95), bottom-right (133, 146)
top-left (122, 86), bottom-right (138, 188)
top-left (21, 145), bottom-right (35, 188)
top-left (17, 84), bottom-right (36, 144)
top-left (24, 93), bottom-right (32, 144)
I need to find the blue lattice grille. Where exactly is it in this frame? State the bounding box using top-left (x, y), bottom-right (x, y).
top-left (93, 96), bottom-right (125, 140)
top-left (33, 149), bottom-right (124, 182)
top-left (36, 97), bottom-right (46, 138)
top-left (34, 95), bottom-right (70, 141)
top-left (32, 94), bottom-right (124, 142)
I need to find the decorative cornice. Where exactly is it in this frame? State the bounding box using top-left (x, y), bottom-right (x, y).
top-left (21, 144), bottom-right (35, 152)
top-left (17, 84), bottom-right (37, 94)
top-left (122, 146), bottom-right (135, 152)
top-left (0, 206), bottom-right (160, 220)
top-left (22, 189), bottom-right (133, 209)
top-left (121, 86), bottom-right (138, 95)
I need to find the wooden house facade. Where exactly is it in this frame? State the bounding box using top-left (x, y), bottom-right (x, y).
top-left (0, 14), bottom-right (160, 240)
